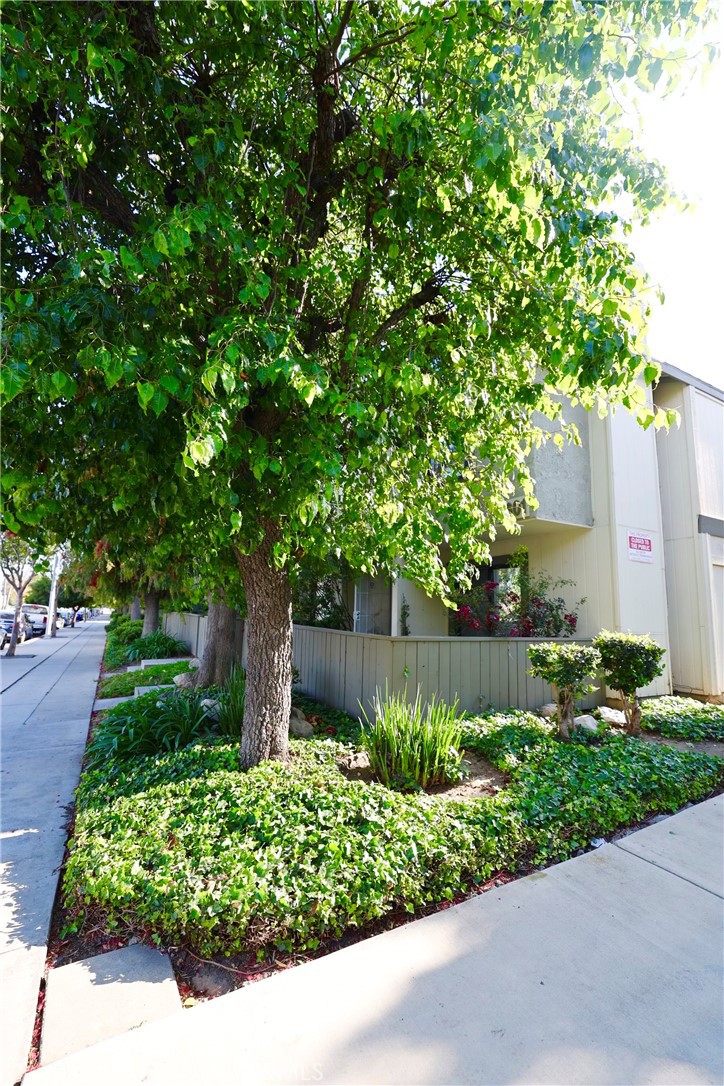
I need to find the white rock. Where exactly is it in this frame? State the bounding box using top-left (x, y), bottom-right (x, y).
top-left (574, 714), bottom-right (599, 735)
top-left (290, 716), bottom-right (314, 738)
top-left (189, 658), bottom-right (201, 670)
top-left (598, 705), bottom-right (626, 726)
top-left (173, 671), bottom-right (194, 689)
top-left (201, 698), bottom-right (221, 719)
top-left (538, 703), bottom-right (558, 718)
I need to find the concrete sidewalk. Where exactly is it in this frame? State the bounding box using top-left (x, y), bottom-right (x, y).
top-left (1, 621), bottom-right (106, 1086)
top-left (24, 793), bottom-right (724, 1086)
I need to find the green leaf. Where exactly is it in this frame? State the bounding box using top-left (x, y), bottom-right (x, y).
top-left (153, 232), bottom-right (169, 256)
top-left (159, 374), bottom-right (181, 395)
top-left (150, 390), bottom-right (169, 417)
top-left (51, 371), bottom-right (77, 399)
top-left (104, 355), bottom-right (125, 388)
top-left (136, 381), bottom-right (155, 408)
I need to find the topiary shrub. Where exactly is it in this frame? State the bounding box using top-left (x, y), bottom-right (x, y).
top-left (528, 642), bottom-right (600, 739)
top-left (593, 631), bottom-right (666, 736)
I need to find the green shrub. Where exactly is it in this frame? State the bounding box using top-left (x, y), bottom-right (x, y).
top-left (593, 631), bottom-right (665, 735)
top-left (216, 665), bottom-right (246, 739)
top-left (124, 630), bottom-right (190, 662)
top-left (528, 642), bottom-right (600, 739)
top-left (107, 620), bottom-right (145, 646)
top-left (98, 661), bottom-right (192, 698)
top-left (640, 696), bottom-right (724, 742)
top-left (85, 690), bottom-right (214, 768)
top-left (360, 687), bottom-right (465, 789)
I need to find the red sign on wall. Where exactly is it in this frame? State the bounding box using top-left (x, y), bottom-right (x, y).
top-left (628, 530), bottom-right (653, 563)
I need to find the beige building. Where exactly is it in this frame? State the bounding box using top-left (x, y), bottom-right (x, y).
top-left (356, 365), bottom-right (723, 702)
top-left (653, 366), bottom-right (723, 701)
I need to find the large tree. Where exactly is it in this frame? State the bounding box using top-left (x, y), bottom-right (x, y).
top-left (2, 1), bottom-right (711, 765)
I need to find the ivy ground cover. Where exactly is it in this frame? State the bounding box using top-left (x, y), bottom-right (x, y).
top-left (640, 696), bottom-right (724, 742)
top-left (62, 702), bottom-right (722, 958)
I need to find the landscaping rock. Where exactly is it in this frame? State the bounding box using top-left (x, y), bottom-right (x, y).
top-left (599, 705), bottom-right (626, 726)
top-left (189, 658), bottom-right (201, 670)
top-left (201, 698), bottom-right (221, 720)
top-left (574, 714), bottom-right (600, 735)
top-left (191, 964), bottom-right (237, 999)
top-left (173, 671), bottom-right (195, 689)
top-left (289, 707), bottom-right (314, 738)
top-left (538, 703), bottom-right (557, 718)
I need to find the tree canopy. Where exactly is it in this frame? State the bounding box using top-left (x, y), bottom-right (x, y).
top-left (2, 0), bottom-right (713, 764)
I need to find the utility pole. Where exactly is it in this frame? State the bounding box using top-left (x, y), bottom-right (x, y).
top-left (47, 549), bottom-right (63, 638)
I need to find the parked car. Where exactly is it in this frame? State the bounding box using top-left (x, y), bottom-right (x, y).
top-left (0, 610), bottom-right (33, 649)
top-left (22, 604), bottom-right (50, 637)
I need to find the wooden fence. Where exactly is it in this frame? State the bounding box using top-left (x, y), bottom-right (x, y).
top-left (163, 612), bottom-right (602, 717)
top-left (163, 611), bottom-right (245, 661)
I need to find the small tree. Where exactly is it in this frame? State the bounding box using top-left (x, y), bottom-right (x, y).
top-left (593, 631), bottom-right (665, 736)
top-left (0, 533), bottom-right (41, 656)
top-left (528, 642), bottom-right (600, 740)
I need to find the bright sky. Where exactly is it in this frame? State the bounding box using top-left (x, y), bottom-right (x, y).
top-left (628, 2), bottom-right (723, 391)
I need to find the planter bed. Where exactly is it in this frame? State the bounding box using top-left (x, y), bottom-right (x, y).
top-left (58, 697), bottom-right (722, 988)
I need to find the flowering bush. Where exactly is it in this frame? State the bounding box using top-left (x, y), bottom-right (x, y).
top-left (452, 548), bottom-right (584, 638)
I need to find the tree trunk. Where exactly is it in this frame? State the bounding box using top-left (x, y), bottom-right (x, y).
top-left (194, 594), bottom-right (240, 688)
top-left (6, 593), bottom-right (25, 657)
top-left (623, 693), bottom-right (642, 736)
top-left (130, 595), bottom-right (142, 620)
top-left (141, 590), bottom-right (161, 637)
top-left (237, 534), bottom-right (293, 769)
top-left (553, 683), bottom-right (572, 740)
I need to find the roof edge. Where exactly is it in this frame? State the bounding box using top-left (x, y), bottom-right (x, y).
top-left (654, 360), bottom-right (724, 404)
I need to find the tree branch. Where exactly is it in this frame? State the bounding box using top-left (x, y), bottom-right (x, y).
top-left (371, 271), bottom-right (452, 347)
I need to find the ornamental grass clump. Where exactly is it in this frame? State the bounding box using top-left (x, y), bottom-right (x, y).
top-left (528, 642), bottom-right (600, 739)
top-left (593, 631), bottom-right (665, 736)
top-left (360, 687), bottom-right (464, 790)
top-left (216, 665), bottom-right (246, 739)
top-left (124, 630), bottom-right (190, 662)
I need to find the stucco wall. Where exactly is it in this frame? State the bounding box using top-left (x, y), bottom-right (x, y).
top-left (391, 577), bottom-right (449, 637)
top-left (529, 401), bottom-right (593, 526)
top-left (490, 406), bottom-right (671, 697)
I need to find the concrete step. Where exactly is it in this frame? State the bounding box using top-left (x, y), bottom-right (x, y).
top-left (93, 695), bottom-right (135, 712)
top-left (134, 685), bottom-right (175, 697)
top-left (139, 658), bottom-right (194, 668)
top-left (39, 945), bottom-right (182, 1068)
